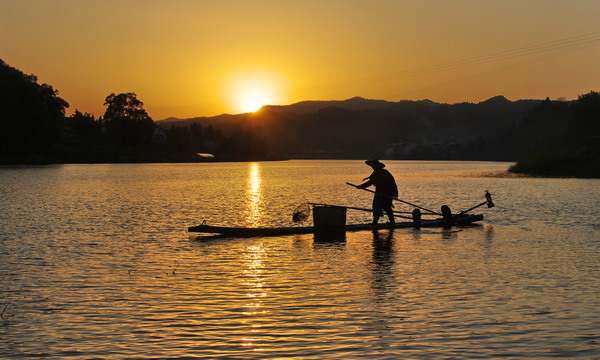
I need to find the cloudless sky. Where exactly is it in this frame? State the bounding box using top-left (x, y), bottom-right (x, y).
top-left (1, 0), bottom-right (599, 119)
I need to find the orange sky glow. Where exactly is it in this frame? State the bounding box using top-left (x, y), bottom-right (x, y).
top-left (1, 0), bottom-right (599, 119)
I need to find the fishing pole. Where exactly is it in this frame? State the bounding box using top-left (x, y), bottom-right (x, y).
top-left (346, 182), bottom-right (441, 215)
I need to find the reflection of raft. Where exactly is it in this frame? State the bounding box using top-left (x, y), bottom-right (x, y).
top-left (188, 213), bottom-right (484, 238)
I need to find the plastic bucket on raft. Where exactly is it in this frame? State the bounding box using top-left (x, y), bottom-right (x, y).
top-left (312, 205), bottom-right (347, 230)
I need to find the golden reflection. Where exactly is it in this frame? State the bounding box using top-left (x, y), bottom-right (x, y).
top-left (371, 229), bottom-right (395, 301)
top-left (484, 224), bottom-right (495, 241)
top-left (241, 244), bottom-right (268, 351)
top-left (244, 162), bottom-right (264, 226)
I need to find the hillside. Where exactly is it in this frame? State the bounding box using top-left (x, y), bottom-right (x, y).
top-left (156, 96), bottom-right (541, 159)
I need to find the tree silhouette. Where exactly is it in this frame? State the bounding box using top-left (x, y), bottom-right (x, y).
top-left (570, 91), bottom-right (600, 134)
top-left (510, 91), bottom-right (600, 177)
top-left (0, 59), bottom-right (69, 162)
top-left (101, 93), bottom-right (154, 149)
top-left (60, 110), bottom-right (102, 160)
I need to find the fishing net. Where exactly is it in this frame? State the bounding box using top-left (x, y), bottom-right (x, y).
top-left (292, 203), bottom-right (311, 222)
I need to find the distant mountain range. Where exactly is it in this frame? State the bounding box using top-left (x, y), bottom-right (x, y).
top-left (156, 96), bottom-right (542, 159)
top-left (159, 96), bottom-right (443, 123)
top-left (158, 95), bottom-right (535, 122)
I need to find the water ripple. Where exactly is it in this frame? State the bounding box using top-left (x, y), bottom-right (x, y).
top-left (1, 161), bottom-right (599, 358)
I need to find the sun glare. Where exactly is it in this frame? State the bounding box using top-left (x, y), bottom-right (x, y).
top-left (224, 70), bottom-right (286, 114)
top-left (237, 84), bottom-right (272, 113)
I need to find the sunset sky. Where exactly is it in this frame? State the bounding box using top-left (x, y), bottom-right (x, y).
top-left (1, 0), bottom-right (599, 119)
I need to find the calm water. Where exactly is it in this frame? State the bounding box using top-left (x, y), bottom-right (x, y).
top-left (1, 160), bottom-right (598, 359)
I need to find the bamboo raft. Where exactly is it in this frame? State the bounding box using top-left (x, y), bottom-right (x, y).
top-left (189, 185), bottom-right (494, 238)
top-left (188, 213), bottom-right (484, 238)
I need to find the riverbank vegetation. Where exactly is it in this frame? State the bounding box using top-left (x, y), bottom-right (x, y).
top-left (508, 92), bottom-right (600, 178)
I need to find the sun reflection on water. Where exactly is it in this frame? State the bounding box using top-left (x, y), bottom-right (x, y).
top-left (244, 162), bottom-right (264, 226)
top-left (241, 244), bottom-right (268, 352)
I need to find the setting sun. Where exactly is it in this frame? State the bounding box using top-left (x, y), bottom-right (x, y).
top-left (235, 83), bottom-right (272, 113)
top-left (224, 70), bottom-right (286, 114)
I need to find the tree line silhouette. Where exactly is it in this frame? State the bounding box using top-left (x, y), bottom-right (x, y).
top-left (0, 59), bottom-right (273, 163)
top-left (1, 58), bottom-right (598, 176)
top-left (508, 92), bottom-right (600, 177)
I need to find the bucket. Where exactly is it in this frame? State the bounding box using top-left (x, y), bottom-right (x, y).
top-left (312, 205), bottom-right (347, 230)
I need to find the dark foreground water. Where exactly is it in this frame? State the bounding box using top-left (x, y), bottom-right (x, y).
top-left (1, 160), bottom-right (599, 359)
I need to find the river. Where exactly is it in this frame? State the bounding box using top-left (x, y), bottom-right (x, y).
top-left (1, 160), bottom-right (598, 358)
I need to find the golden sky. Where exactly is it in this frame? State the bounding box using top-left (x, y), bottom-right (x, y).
top-left (1, 0), bottom-right (599, 119)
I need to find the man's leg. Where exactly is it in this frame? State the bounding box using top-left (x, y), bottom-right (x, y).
top-left (372, 196), bottom-right (383, 225)
top-left (385, 208), bottom-right (395, 224)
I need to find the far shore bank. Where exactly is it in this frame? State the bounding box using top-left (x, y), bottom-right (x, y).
top-left (3, 158), bottom-right (598, 179)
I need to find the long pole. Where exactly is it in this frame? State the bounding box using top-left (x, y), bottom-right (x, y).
top-left (346, 182), bottom-right (441, 215)
top-left (308, 202), bottom-right (413, 219)
top-left (456, 201), bottom-right (487, 216)
top-left (457, 191), bottom-right (494, 215)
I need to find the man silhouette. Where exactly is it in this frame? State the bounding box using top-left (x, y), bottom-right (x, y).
top-left (357, 159), bottom-right (398, 225)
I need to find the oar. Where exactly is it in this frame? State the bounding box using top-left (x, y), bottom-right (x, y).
top-left (346, 182), bottom-right (441, 216)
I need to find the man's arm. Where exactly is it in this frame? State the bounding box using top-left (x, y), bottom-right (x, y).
top-left (357, 177), bottom-right (373, 189)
